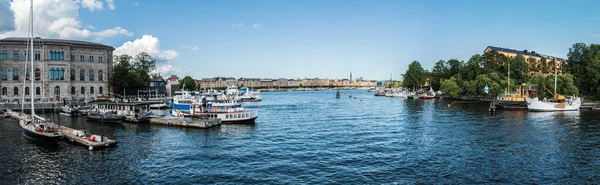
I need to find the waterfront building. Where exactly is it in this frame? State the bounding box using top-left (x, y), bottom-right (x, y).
top-left (0, 37), bottom-right (112, 102)
top-left (148, 75), bottom-right (167, 97)
top-left (236, 78), bottom-right (261, 88)
top-left (484, 46), bottom-right (566, 76)
top-left (166, 75), bottom-right (179, 97)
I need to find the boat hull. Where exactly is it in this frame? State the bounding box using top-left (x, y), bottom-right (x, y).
top-left (494, 100), bottom-right (528, 109)
top-left (21, 127), bottom-right (62, 142)
top-left (420, 96), bottom-right (436, 99)
top-left (221, 116), bottom-right (257, 124)
top-left (526, 98), bottom-right (581, 112)
top-left (86, 116), bottom-right (124, 124)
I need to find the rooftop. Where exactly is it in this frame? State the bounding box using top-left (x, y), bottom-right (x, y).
top-left (0, 37), bottom-right (114, 49)
top-left (487, 46), bottom-right (566, 61)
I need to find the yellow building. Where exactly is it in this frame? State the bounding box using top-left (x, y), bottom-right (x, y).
top-left (484, 46), bottom-right (566, 76)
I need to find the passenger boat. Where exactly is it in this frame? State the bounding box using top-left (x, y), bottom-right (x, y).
top-left (191, 100), bottom-right (257, 124)
top-left (238, 87), bottom-right (263, 102)
top-left (19, 2), bottom-right (64, 142)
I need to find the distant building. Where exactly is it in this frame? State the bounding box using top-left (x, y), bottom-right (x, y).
top-left (484, 46), bottom-right (567, 76)
top-left (166, 75), bottom-right (179, 97)
top-left (148, 75), bottom-right (166, 97)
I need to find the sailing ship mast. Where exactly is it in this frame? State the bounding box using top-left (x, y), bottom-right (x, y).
top-left (29, 0), bottom-right (35, 121)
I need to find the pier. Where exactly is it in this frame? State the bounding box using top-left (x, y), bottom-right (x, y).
top-left (150, 117), bottom-right (221, 128)
top-left (62, 126), bottom-right (117, 150)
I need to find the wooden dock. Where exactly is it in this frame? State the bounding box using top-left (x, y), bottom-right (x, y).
top-left (62, 126), bottom-right (117, 150)
top-left (8, 111), bottom-right (117, 150)
top-left (150, 117), bottom-right (221, 128)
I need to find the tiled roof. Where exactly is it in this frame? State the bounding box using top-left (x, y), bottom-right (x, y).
top-left (487, 46), bottom-right (566, 61)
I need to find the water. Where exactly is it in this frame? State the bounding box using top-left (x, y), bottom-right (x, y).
top-left (1, 90), bottom-right (600, 184)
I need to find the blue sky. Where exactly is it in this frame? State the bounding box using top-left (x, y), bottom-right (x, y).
top-left (2, 0), bottom-right (600, 80)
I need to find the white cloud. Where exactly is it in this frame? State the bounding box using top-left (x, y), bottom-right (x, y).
top-left (253, 23), bottom-right (262, 29)
top-left (87, 25), bottom-right (96, 29)
top-left (105, 0), bottom-right (115, 10)
top-left (114, 35), bottom-right (179, 61)
top-left (181, 45), bottom-right (198, 50)
top-left (0, 0), bottom-right (131, 41)
top-left (0, 0), bottom-right (15, 33)
top-left (231, 22), bottom-right (243, 28)
top-left (153, 61), bottom-right (189, 76)
top-left (134, 2), bottom-right (139, 6)
top-left (81, 0), bottom-right (103, 12)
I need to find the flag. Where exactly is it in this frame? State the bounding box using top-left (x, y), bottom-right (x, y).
top-left (483, 83), bottom-right (489, 94)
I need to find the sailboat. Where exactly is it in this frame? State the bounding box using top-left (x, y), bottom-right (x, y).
top-left (19, 0), bottom-right (65, 142)
top-left (493, 59), bottom-right (531, 109)
top-left (526, 63), bottom-right (581, 112)
top-left (420, 87), bottom-right (436, 99)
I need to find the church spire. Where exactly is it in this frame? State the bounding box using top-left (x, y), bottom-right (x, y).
top-left (350, 71), bottom-right (353, 83)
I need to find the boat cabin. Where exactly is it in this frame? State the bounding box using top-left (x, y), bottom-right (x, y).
top-left (92, 102), bottom-right (152, 117)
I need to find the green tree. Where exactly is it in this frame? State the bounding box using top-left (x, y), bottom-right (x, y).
top-left (133, 52), bottom-right (157, 73)
top-left (109, 53), bottom-right (157, 94)
top-left (440, 77), bottom-right (462, 98)
top-left (510, 54), bottom-right (529, 84)
top-left (459, 54), bottom-right (484, 81)
top-left (179, 76), bottom-right (197, 91)
top-left (527, 57), bottom-right (538, 75)
top-left (483, 50), bottom-right (508, 73)
top-left (446, 59), bottom-right (463, 77)
top-left (402, 61), bottom-right (425, 89)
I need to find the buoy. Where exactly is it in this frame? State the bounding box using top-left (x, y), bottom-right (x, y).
top-left (89, 146), bottom-right (93, 151)
top-left (448, 104), bottom-right (451, 108)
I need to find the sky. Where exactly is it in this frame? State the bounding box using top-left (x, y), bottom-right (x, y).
top-left (0, 0), bottom-right (599, 81)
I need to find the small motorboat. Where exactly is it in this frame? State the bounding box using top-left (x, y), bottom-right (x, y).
top-left (62, 104), bottom-right (79, 114)
top-left (86, 112), bottom-right (126, 124)
top-left (336, 90), bottom-right (340, 98)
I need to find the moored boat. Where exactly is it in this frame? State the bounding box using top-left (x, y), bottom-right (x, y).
top-left (526, 66), bottom-right (581, 112)
top-left (86, 112), bottom-right (126, 124)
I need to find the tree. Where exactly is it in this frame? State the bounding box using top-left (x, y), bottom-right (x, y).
top-left (440, 77), bottom-right (462, 98)
top-left (527, 57), bottom-right (538, 75)
top-left (459, 54), bottom-right (484, 81)
top-left (446, 59), bottom-right (462, 77)
top-left (510, 54), bottom-right (529, 84)
top-left (133, 52), bottom-right (157, 73)
top-left (483, 50), bottom-right (508, 73)
top-left (179, 76), bottom-right (196, 91)
top-left (402, 61), bottom-right (425, 89)
top-left (109, 53), bottom-right (157, 95)
top-left (540, 57), bottom-right (548, 74)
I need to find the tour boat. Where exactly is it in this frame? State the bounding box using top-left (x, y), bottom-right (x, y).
top-left (238, 87), bottom-right (263, 102)
top-left (189, 100), bottom-right (258, 124)
top-left (19, 1), bottom-right (64, 142)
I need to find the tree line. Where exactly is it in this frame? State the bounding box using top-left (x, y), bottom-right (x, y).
top-left (402, 43), bottom-right (600, 100)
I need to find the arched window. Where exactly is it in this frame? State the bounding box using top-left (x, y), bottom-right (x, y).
top-left (99, 86), bottom-right (103, 94)
top-left (49, 68), bottom-right (54, 80)
top-left (12, 68), bottom-right (18, 81)
top-left (80, 69), bottom-right (85, 81)
top-left (60, 51), bottom-right (64, 60)
top-left (54, 86), bottom-right (60, 96)
top-left (48, 51), bottom-right (52, 60)
top-left (1, 87), bottom-right (6, 95)
top-left (81, 86), bottom-right (85, 95)
top-left (25, 87), bottom-right (29, 95)
top-left (36, 87), bottom-right (40, 95)
top-left (60, 68), bottom-right (65, 80)
top-left (98, 70), bottom-right (103, 81)
top-left (90, 86), bottom-right (94, 94)
top-left (13, 87), bottom-right (18, 95)
top-left (89, 69), bottom-right (94, 81)
top-left (70, 69), bottom-right (75, 81)
top-left (71, 87), bottom-right (75, 95)
top-left (34, 68), bottom-right (40, 81)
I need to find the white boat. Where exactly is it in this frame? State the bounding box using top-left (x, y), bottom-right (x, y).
top-left (238, 87), bottom-right (262, 102)
top-left (526, 64), bottom-right (581, 112)
top-left (62, 105), bottom-right (79, 113)
top-left (20, 1), bottom-right (64, 142)
top-left (192, 100), bottom-right (257, 124)
top-left (526, 97), bottom-right (581, 112)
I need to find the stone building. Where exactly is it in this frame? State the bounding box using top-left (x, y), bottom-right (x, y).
top-left (0, 37), bottom-right (112, 102)
top-left (166, 75), bottom-right (179, 97)
top-left (484, 46), bottom-right (567, 76)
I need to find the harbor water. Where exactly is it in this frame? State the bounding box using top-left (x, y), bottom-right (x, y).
top-left (1, 90), bottom-right (600, 184)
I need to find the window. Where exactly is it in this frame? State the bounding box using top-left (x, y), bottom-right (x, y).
top-left (80, 55), bottom-right (84, 62)
top-left (1, 87), bottom-right (6, 95)
top-left (24, 53), bottom-right (28, 61)
top-left (12, 68), bottom-right (18, 81)
top-left (70, 69), bottom-right (75, 81)
top-left (90, 86), bottom-right (94, 94)
top-left (99, 86), bottom-right (103, 94)
top-left (80, 69), bottom-right (85, 81)
top-left (1, 53), bottom-right (6, 60)
top-left (60, 68), bottom-right (65, 80)
top-left (54, 86), bottom-right (60, 96)
top-left (35, 68), bottom-right (40, 81)
top-left (89, 69), bottom-right (94, 81)
top-left (35, 53), bottom-right (40, 60)
top-left (13, 53), bottom-right (18, 60)
top-left (49, 68), bottom-right (54, 80)
top-left (49, 51), bottom-right (52, 60)
top-left (25, 87), bottom-right (29, 95)
top-left (36, 87), bottom-right (40, 95)
top-left (99, 56), bottom-right (103, 63)
top-left (71, 87), bottom-right (75, 95)
top-left (81, 86), bottom-right (85, 95)
top-left (13, 87), bottom-right (18, 95)
top-left (70, 55), bottom-right (74, 61)
top-left (98, 70), bottom-right (103, 81)
top-left (1, 68), bottom-right (6, 81)
top-left (60, 52), bottom-right (64, 60)
top-left (89, 56), bottom-right (93, 62)
top-left (25, 68), bottom-right (30, 81)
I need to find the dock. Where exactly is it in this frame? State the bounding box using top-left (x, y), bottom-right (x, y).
top-left (62, 126), bottom-right (117, 150)
top-left (150, 117), bottom-right (221, 128)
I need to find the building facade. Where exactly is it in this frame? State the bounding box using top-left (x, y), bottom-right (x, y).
top-left (484, 46), bottom-right (567, 76)
top-left (165, 75), bottom-right (179, 97)
top-left (0, 37), bottom-right (112, 102)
